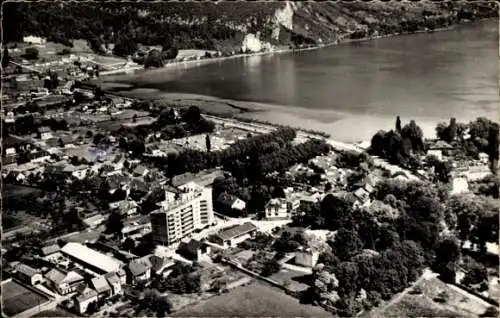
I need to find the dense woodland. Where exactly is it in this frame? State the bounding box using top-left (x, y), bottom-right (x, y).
top-left (295, 178), bottom-right (499, 315)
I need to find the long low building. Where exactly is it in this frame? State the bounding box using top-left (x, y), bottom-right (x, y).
top-left (60, 242), bottom-right (124, 274)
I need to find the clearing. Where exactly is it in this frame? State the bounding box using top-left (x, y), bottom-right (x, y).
top-left (374, 276), bottom-right (491, 317)
top-left (171, 281), bottom-right (331, 317)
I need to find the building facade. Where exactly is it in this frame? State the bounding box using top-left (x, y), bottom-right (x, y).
top-left (151, 182), bottom-right (214, 246)
top-left (265, 198), bottom-right (289, 220)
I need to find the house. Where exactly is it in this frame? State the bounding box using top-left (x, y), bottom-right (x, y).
top-left (104, 272), bottom-right (123, 295)
top-left (132, 165), bottom-right (149, 177)
top-left (91, 276), bottom-right (112, 298)
top-left (83, 214), bottom-right (107, 228)
top-left (427, 149), bottom-right (444, 161)
top-left (23, 35), bottom-right (47, 45)
top-left (294, 248), bottom-right (320, 268)
top-left (265, 198), bottom-right (289, 220)
top-left (37, 126), bottom-right (53, 140)
top-left (76, 288), bottom-right (98, 314)
top-left (451, 174), bottom-right (470, 195)
top-left (215, 193), bottom-right (246, 216)
top-left (177, 239), bottom-right (211, 262)
top-left (353, 187), bottom-right (371, 208)
top-left (213, 222), bottom-right (258, 248)
top-left (41, 244), bottom-right (62, 262)
top-left (45, 268), bottom-right (85, 295)
top-left (127, 256), bottom-right (152, 284)
top-left (427, 140), bottom-right (454, 160)
top-left (298, 192), bottom-right (323, 211)
top-left (100, 163), bottom-right (121, 177)
top-left (63, 164), bottom-right (88, 180)
top-left (109, 200), bottom-right (138, 217)
top-left (478, 152), bottom-right (489, 165)
top-left (58, 135), bottom-right (75, 147)
top-left (14, 263), bottom-right (43, 285)
top-left (149, 255), bottom-right (175, 276)
top-left (3, 147), bottom-right (18, 165)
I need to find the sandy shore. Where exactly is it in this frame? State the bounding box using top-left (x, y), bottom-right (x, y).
top-left (108, 87), bottom-right (440, 143)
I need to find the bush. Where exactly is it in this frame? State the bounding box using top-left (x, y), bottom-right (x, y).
top-left (480, 306), bottom-right (499, 317)
top-left (24, 47), bottom-right (39, 60)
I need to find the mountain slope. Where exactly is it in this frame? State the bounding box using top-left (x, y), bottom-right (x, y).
top-left (3, 1), bottom-right (498, 54)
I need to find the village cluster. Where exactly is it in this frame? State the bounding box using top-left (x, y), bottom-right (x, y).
top-left (2, 35), bottom-right (499, 318)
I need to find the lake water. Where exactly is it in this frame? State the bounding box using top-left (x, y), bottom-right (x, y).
top-left (113, 19), bottom-right (499, 142)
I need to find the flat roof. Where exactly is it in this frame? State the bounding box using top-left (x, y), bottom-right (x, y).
top-left (61, 242), bottom-right (123, 273)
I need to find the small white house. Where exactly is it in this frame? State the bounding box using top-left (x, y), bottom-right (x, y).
top-left (294, 248), bottom-right (320, 268)
top-left (37, 127), bottom-right (53, 140)
top-left (451, 175), bottom-right (470, 195)
top-left (478, 152), bottom-right (489, 165)
top-left (23, 35), bottom-right (47, 45)
top-left (63, 165), bottom-right (89, 180)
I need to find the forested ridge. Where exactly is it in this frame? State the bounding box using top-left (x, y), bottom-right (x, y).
top-left (3, 1), bottom-right (497, 54)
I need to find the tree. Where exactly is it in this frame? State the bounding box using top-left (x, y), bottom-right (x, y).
top-left (122, 237), bottom-right (136, 252)
top-left (395, 116), bottom-right (402, 133)
top-left (448, 117), bottom-right (457, 141)
top-left (487, 122), bottom-right (499, 174)
top-left (2, 47), bottom-right (9, 68)
top-left (105, 211), bottom-right (124, 237)
top-left (161, 47), bottom-right (178, 60)
top-left (436, 122), bottom-right (449, 141)
top-left (335, 261), bottom-right (359, 297)
top-left (261, 258), bottom-right (281, 277)
top-left (113, 35), bottom-right (137, 57)
top-left (401, 120), bottom-right (424, 153)
top-left (332, 229), bottom-right (363, 261)
top-left (86, 301), bottom-right (98, 314)
top-left (183, 106), bottom-right (201, 124)
top-left (462, 262), bottom-right (488, 286)
top-left (24, 47), bottom-right (39, 60)
top-left (205, 134), bottom-right (211, 152)
top-left (144, 49), bottom-right (164, 68)
top-left (433, 237), bottom-right (460, 283)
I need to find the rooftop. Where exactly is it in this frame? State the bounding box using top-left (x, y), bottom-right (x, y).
top-left (218, 222), bottom-right (257, 241)
top-left (61, 242), bottom-right (123, 273)
top-left (128, 257), bottom-right (152, 276)
top-left (15, 263), bottom-right (39, 277)
top-left (77, 288), bottom-right (98, 303)
top-left (91, 276), bottom-right (111, 294)
top-left (45, 268), bottom-right (84, 285)
top-left (41, 244), bottom-right (60, 256)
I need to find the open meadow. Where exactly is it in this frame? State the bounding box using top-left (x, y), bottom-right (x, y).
top-left (172, 281), bottom-right (330, 317)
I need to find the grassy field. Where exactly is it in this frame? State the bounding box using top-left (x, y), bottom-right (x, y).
top-left (378, 277), bottom-right (490, 317)
top-left (32, 308), bottom-right (76, 317)
top-left (172, 281), bottom-right (330, 317)
top-left (2, 280), bottom-right (50, 317)
top-left (270, 268), bottom-right (311, 292)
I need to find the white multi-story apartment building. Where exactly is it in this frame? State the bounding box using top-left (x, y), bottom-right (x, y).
top-left (151, 182), bottom-right (214, 246)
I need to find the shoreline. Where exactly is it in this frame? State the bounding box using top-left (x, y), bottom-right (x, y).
top-left (97, 25), bottom-right (455, 81)
top-left (94, 20), bottom-right (495, 143)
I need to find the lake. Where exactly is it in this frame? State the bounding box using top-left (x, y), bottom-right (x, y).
top-left (108, 19), bottom-right (499, 142)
